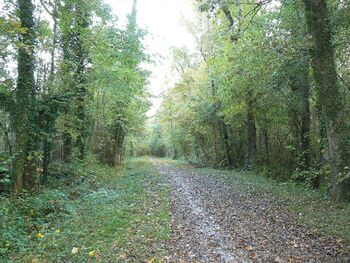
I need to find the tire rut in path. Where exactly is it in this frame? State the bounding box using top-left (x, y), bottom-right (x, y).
top-left (155, 162), bottom-right (252, 262)
top-left (154, 161), bottom-right (343, 263)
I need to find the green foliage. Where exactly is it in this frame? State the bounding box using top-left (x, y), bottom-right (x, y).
top-left (148, 124), bottom-right (167, 157)
top-left (88, 11), bottom-right (150, 164)
top-left (0, 158), bottom-right (169, 262)
top-left (0, 0), bottom-right (151, 190)
top-left (152, 0), bottom-right (350, 200)
top-left (0, 154), bottom-right (12, 191)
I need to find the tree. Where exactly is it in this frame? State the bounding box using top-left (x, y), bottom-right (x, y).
top-left (88, 0), bottom-right (149, 166)
top-left (58, 0), bottom-right (91, 162)
top-left (13, 0), bottom-right (38, 191)
top-left (303, 0), bottom-right (350, 201)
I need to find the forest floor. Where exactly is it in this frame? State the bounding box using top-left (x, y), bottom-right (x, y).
top-left (1, 157), bottom-right (349, 262)
top-left (155, 159), bottom-right (350, 262)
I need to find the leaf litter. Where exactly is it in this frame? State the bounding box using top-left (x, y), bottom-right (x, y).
top-left (154, 160), bottom-right (348, 262)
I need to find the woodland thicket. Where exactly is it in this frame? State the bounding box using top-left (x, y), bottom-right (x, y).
top-left (0, 0), bottom-right (349, 202)
top-left (145, 0), bottom-right (350, 201)
top-left (0, 0), bottom-right (149, 192)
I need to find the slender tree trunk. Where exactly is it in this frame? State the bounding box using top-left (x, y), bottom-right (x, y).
top-left (211, 80), bottom-right (219, 167)
top-left (246, 95), bottom-right (257, 170)
top-left (172, 143), bottom-right (178, 160)
top-left (314, 108), bottom-right (327, 188)
top-left (0, 121), bottom-right (12, 156)
top-left (42, 141), bottom-right (50, 184)
top-left (219, 0), bottom-right (255, 170)
top-left (219, 119), bottom-right (235, 167)
top-left (303, 0), bottom-right (348, 201)
top-left (300, 56), bottom-right (311, 170)
top-left (49, 4), bottom-right (58, 82)
top-left (76, 84), bottom-right (87, 160)
top-left (60, 1), bottom-right (73, 163)
top-left (74, 5), bottom-right (89, 160)
top-left (13, 0), bottom-right (37, 192)
top-left (62, 133), bottom-right (72, 163)
top-left (289, 53), bottom-right (311, 173)
top-left (42, 2), bottom-right (58, 183)
top-left (130, 140), bottom-right (134, 157)
top-left (112, 121), bottom-right (125, 166)
top-left (170, 120), bottom-right (178, 159)
top-left (263, 129), bottom-right (270, 167)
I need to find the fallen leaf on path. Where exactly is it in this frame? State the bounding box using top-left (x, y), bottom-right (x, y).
top-left (245, 245), bottom-right (254, 251)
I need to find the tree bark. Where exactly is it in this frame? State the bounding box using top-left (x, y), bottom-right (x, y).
top-left (219, 119), bottom-right (235, 167)
top-left (74, 4), bottom-right (89, 160)
top-left (112, 120), bottom-right (125, 166)
top-left (62, 132), bottom-right (72, 163)
top-left (13, 0), bottom-right (37, 192)
top-left (42, 1), bottom-right (59, 183)
top-left (0, 121), bottom-right (12, 156)
top-left (60, 1), bottom-right (73, 163)
top-left (42, 140), bottom-right (51, 184)
top-left (219, 0), bottom-right (256, 170)
top-left (303, 0), bottom-right (348, 201)
top-left (299, 56), bottom-right (311, 171)
top-left (263, 129), bottom-right (270, 167)
top-left (245, 94), bottom-right (257, 170)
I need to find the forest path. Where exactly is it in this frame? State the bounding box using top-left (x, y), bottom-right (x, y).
top-left (154, 160), bottom-right (341, 263)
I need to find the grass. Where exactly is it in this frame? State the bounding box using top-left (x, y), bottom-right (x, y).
top-left (1, 156), bottom-right (349, 260)
top-left (0, 157), bottom-right (169, 262)
top-left (170, 160), bottom-right (350, 251)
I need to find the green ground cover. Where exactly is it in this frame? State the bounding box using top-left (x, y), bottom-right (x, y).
top-left (0, 158), bottom-right (169, 262)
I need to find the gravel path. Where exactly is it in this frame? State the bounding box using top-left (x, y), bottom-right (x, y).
top-left (154, 161), bottom-right (344, 263)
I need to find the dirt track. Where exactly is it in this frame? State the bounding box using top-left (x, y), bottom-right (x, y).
top-left (154, 161), bottom-right (343, 263)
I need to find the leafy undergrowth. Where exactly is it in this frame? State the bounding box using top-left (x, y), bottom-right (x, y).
top-left (0, 157), bottom-right (169, 262)
top-left (167, 160), bottom-right (350, 250)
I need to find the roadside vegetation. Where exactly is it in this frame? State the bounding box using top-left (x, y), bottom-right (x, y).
top-left (0, 158), bottom-right (169, 262)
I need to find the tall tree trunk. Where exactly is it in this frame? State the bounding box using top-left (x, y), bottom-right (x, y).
top-left (263, 129), bottom-right (270, 167)
top-left (170, 120), bottom-right (178, 159)
top-left (303, 0), bottom-right (348, 201)
top-left (76, 83), bottom-right (87, 160)
top-left (290, 2), bottom-right (312, 172)
top-left (42, 140), bottom-right (50, 184)
top-left (60, 1), bottom-right (73, 163)
top-left (59, 1), bottom-right (89, 162)
top-left (0, 121), bottom-right (12, 156)
top-left (74, 5), bottom-right (89, 160)
top-left (219, 0), bottom-right (256, 170)
top-left (299, 56), bottom-right (311, 171)
top-left (219, 119), bottom-right (235, 168)
top-left (210, 79), bottom-right (220, 167)
top-left (245, 94), bottom-right (257, 170)
top-left (49, 3), bottom-right (58, 82)
top-left (13, 0), bottom-right (37, 192)
top-left (289, 54), bottom-right (311, 173)
top-left (113, 135), bottom-right (125, 166)
top-left (42, 1), bottom-right (58, 183)
top-left (62, 133), bottom-right (72, 163)
top-left (112, 121), bottom-right (125, 166)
